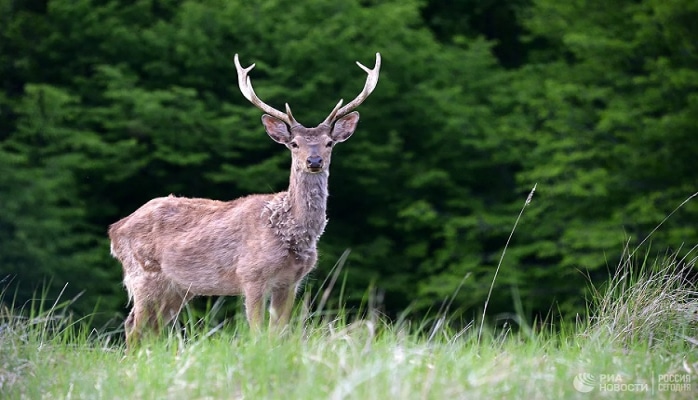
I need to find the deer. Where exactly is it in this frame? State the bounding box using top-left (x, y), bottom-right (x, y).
top-left (108, 53), bottom-right (381, 347)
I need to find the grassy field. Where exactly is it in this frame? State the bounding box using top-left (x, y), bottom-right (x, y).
top-left (1, 249), bottom-right (696, 400)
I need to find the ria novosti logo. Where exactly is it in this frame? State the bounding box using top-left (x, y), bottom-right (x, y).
top-left (573, 373), bottom-right (596, 393)
top-left (573, 372), bottom-right (692, 394)
top-left (573, 373), bottom-right (649, 393)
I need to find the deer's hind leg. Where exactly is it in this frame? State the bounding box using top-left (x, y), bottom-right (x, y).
top-left (124, 273), bottom-right (192, 349)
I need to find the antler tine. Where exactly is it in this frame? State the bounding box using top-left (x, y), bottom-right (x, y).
top-left (322, 52), bottom-right (381, 126)
top-left (234, 54), bottom-right (297, 126)
top-left (321, 99), bottom-right (344, 127)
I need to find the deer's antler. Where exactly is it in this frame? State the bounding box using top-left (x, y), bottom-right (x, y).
top-left (321, 53), bottom-right (381, 126)
top-left (234, 54), bottom-right (299, 127)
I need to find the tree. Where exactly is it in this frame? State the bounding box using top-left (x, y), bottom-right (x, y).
top-left (3, 0), bottom-right (694, 327)
top-left (1, 0), bottom-right (514, 322)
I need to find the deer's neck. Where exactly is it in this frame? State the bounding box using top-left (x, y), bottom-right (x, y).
top-left (266, 169), bottom-right (329, 258)
top-left (287, 169), bottom-right (329, 224)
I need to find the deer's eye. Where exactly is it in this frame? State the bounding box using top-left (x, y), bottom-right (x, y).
top-left (326, 141), bottom-right (334, 148)
top-left (289, 141), bottom-right (299, 149)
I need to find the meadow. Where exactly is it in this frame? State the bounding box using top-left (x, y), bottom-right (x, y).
top-left (2, 2), bottom-right (697, 398)
top-left (1, 245), bottom-right (696, 400)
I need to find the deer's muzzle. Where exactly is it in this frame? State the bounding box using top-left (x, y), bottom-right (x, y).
top-left (307, 155), bottom-right (324, 172)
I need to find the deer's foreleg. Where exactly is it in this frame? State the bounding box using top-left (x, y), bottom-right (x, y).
top-left (269, 284), bottom-right (296, 330)
top-left (244, 283), bottom-right (265, 333)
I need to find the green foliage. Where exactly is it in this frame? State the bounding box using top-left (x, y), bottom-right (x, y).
top-left (0, 0), bottom-right (697, 326)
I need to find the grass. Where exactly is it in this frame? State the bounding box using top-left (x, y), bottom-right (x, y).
top-left (1, 249), bottom-right (696, 399)
top-left (1, 190), bottom-right (696, 399)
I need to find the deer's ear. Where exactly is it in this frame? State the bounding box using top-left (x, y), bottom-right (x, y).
top-left (332, 111), bottom-right (359, 142)
top-left (261, 114), bottom-right (292, 144)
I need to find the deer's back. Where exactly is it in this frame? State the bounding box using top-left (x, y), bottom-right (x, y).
top-left (109, 194), bottom-right (295, 295)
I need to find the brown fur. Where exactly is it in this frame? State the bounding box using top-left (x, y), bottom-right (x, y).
top-left (109, 54), bottom-right (379, 347)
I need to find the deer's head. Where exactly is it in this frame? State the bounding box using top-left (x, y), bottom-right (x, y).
top-left (234, 53), bottom-right (381, 174)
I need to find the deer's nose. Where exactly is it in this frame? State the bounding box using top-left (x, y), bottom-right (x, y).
top-left (307, 155), bottom-right (323, 170)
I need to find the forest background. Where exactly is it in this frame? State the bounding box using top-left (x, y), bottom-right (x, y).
top-left (1, 0), bottom-right (696, 327)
